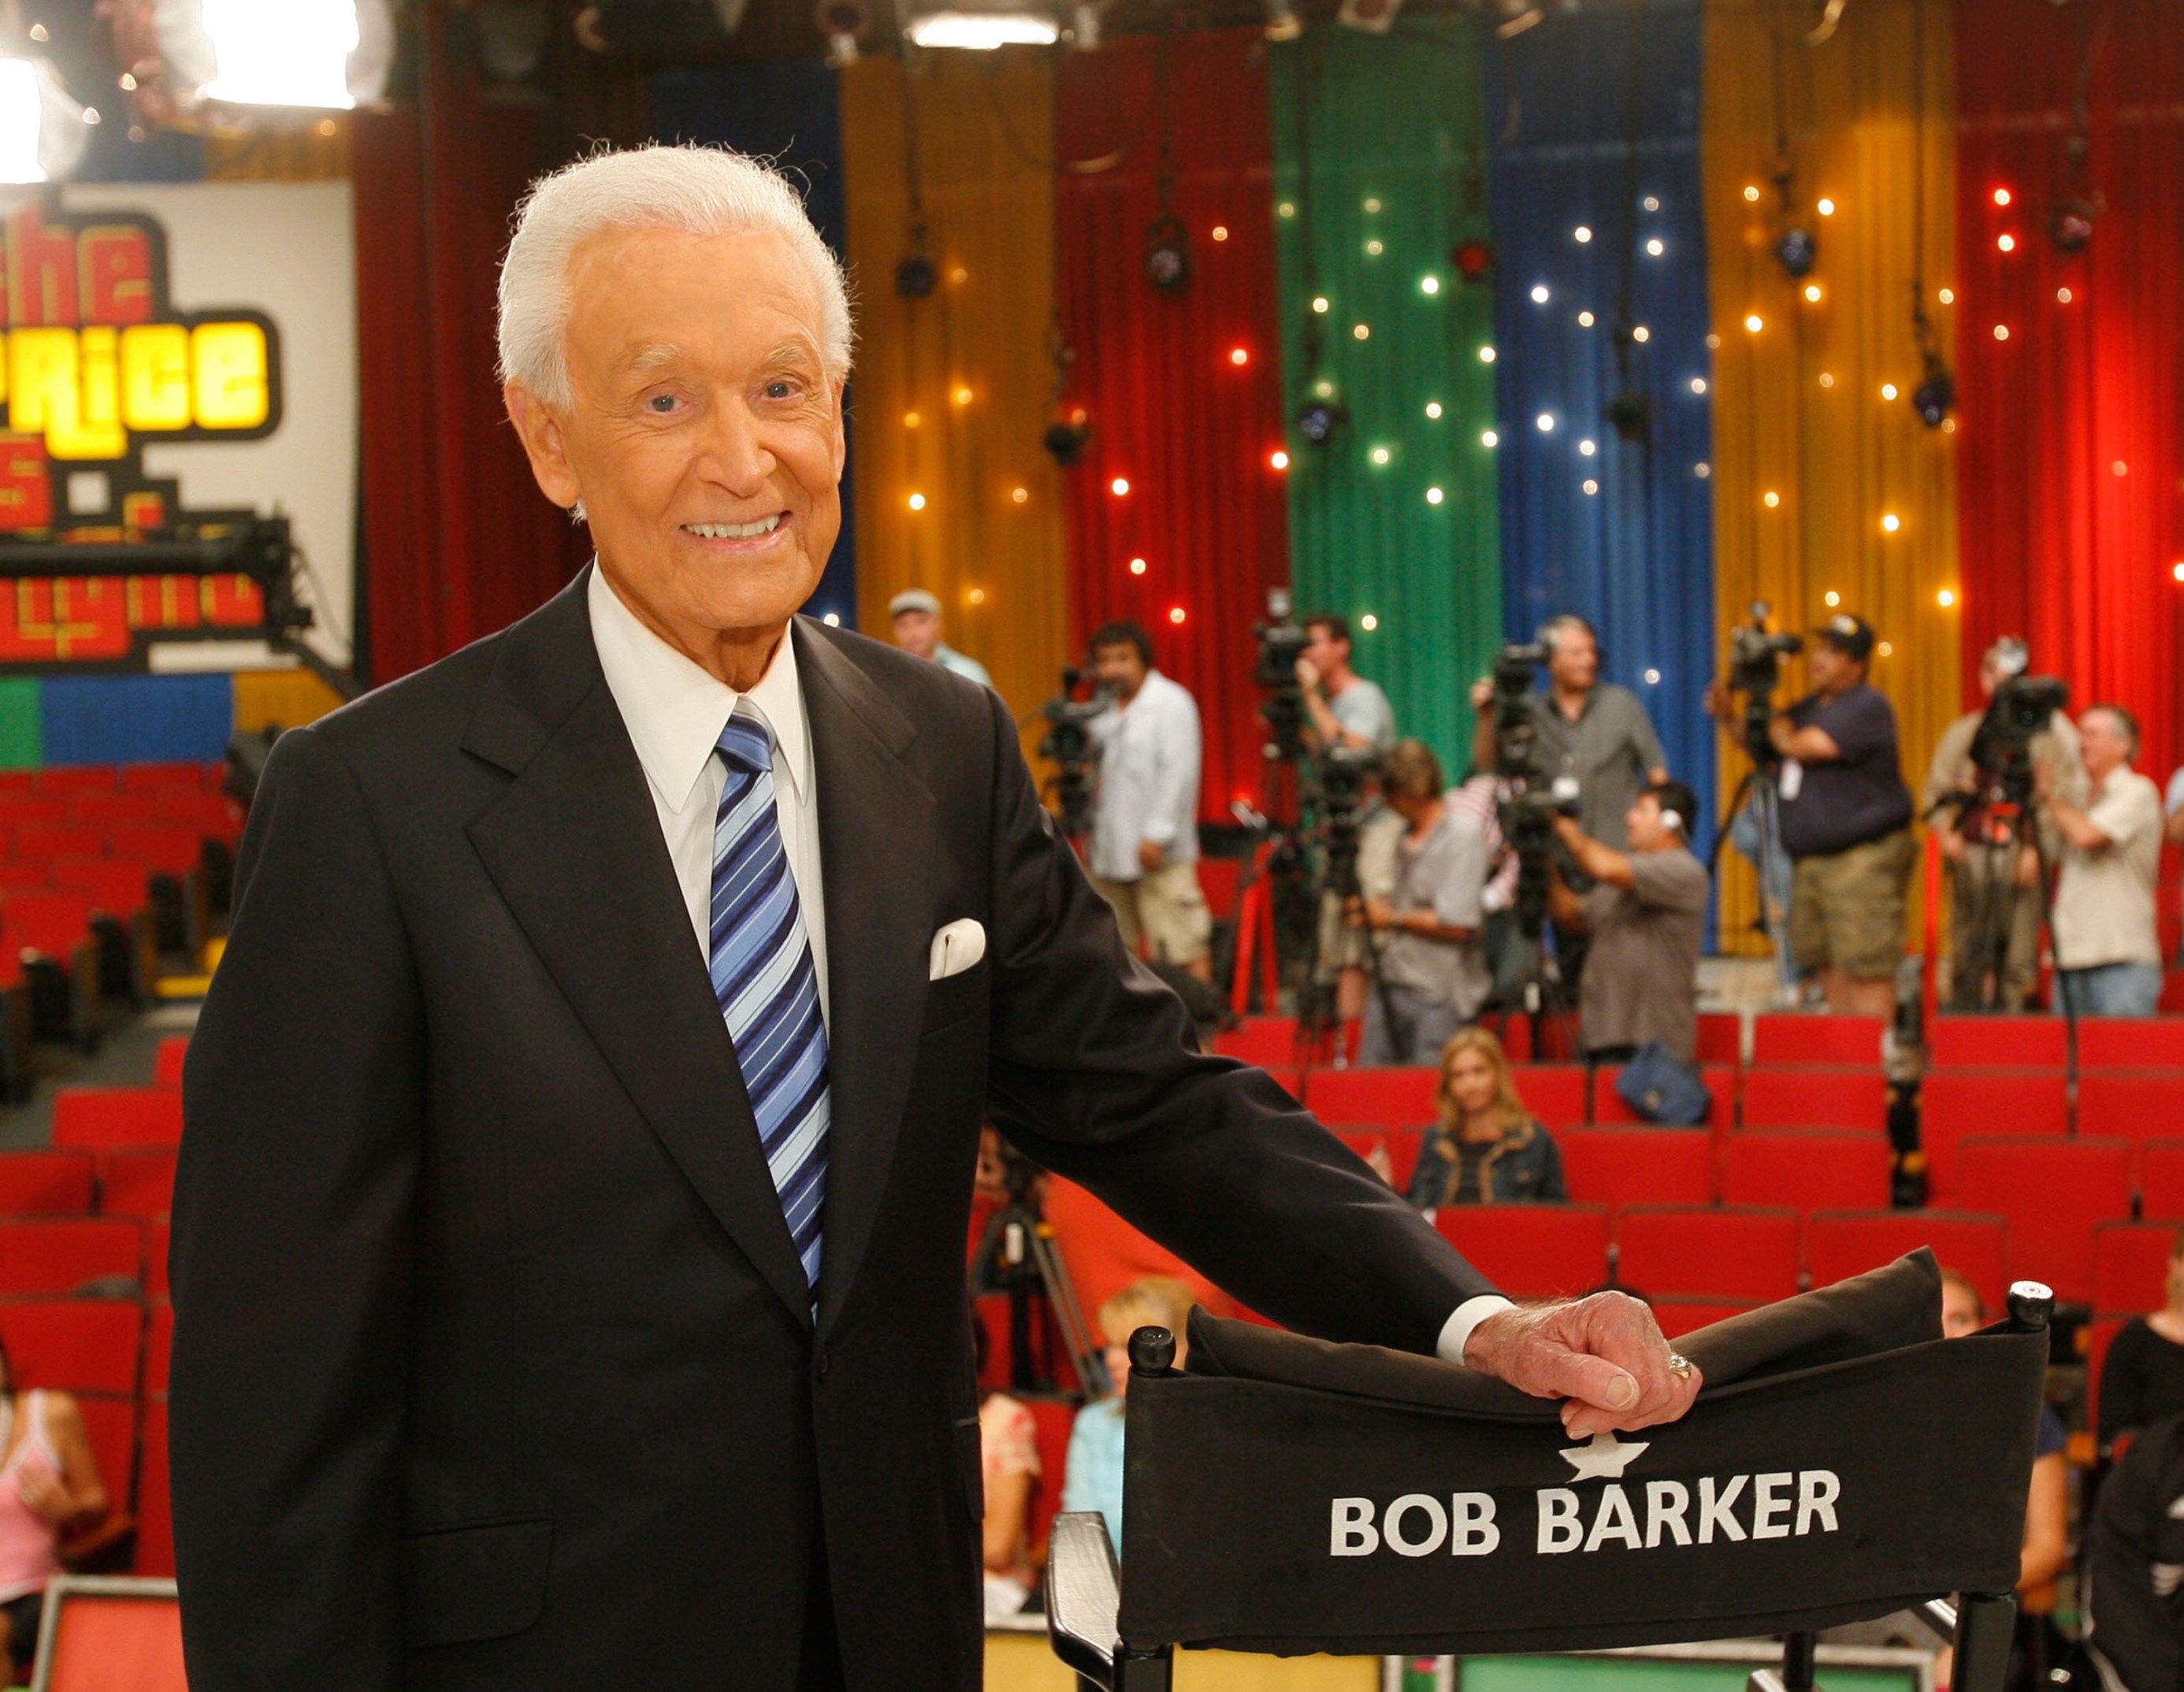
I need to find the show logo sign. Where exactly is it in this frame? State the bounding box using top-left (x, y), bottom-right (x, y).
top-left (0, 198), bottom-right (284, 666)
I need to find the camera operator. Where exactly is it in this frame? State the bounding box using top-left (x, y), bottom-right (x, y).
top-left (1544, 781), bottom-right (1710, 1064)
top-left (1356, 740), bottom-right (1502, 1066)
top-left (1709, 613), bottom-right (1913, 1020)
top-left (2043, 703), bottom-right (2164, 1018)
top-left (888, 588), bottom-right (993, 687)
top-left (1085, 620), bottom-right (1213, 985)
top-left (1923, 638), bottom-right (2084, 1011)
top-left (1297, 612), bottom-right (1396, 755)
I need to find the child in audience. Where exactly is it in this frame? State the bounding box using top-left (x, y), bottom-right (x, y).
top-left (2097, 1229), bottom-right (2184, 1448)
top-left (1405, 1027), bottom-right (1566, 1209)
top-left (971, 1321), bottom-right (1040, 1619)
top-left (1060, 1277), bottom-right (1196, 1555)
top-left (0, 1334), bottom-right (109, 1682)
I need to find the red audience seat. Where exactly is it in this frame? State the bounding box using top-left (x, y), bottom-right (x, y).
top-left (1432, 1204), bottom-right (1610, 1300)
top-left (145, 1220), bottom-right (169, 1301)
top-left (6, 891), bottom-right (98, 957)
top-left (49, 860), bottom-right (152, 917)
top-left (2079, 1071), bottom-right (2184, 1159)
top-left (1514, 1065), bottom-right (1590, 1129)
top-left (32, 766), bottom-right (118, 796)
top-left (1023, 1396), bottom-right (1077, 1559)
top-left (1487, 1017), bottom-right (1534, 1063)
top-left (135, 1395), bottom-right (173, 1577)
top-left (1651, 1297), bottom-right (1760, 1339)
top-left (66, 795), bottom-right (160, 828)
top-left (0, 1300), bottom-right (143, 1394)
top-left (0, 1151), bottom-right (95, 1215)
top-left (1930, 1016), bottom-right (2068, 1070)
top-left (1722, 1132), bottom-right (1892, 1213)
top-left (1309, 1067), bottom-right (1438, 1129)
top-left (0, 799), bottom-right (66, 828)
top-left (1752, 1014), bottom-right (1886, 1066)
top-left (1333, 1128), bottom-right (1424, 1196)
top-left (0, 774), bottom-right (33, 799)
top-left (1558, 1130), bottom-right (1714, 1215)
top-left (1212, 1019), bottom-right (1318, 1067)
top-left (1806, 1210), bottom-right (2009, 1313)
top-left (2164, 974), bottom-right (2184, 1015)
top-left (2079, 1019), bottom-right (2184, 1070)
top-left (14, 827), bottom-right (106, 862)
top-left (972, 1291), bottom-right (1079, 1397)
top-left (0, 1220), bottom-right (143, 1295)
top-left (2141, 1140), bottom-right (2184, 1220)
top-left (1955, 1135), bottom-right (2133, 1306)
top-left (144, 1302), bottom-right (170, 1395)
top-left (107, 827), bottom-right (206, 878)
top-left (72, 1393), bottom-right (139, 1520)
top-left (52, 1089), bottom-right (184, 1151)
top-left (1591, 1065), bottom-right (1736, 1129)
top-left (2093, 1223), bottom-right (2180, 1317)
top-left (153, 790), bottom-right (245, 842)
top-left (154, 1037), bottom-right (188, 1089)
top-left (1918, 1070), bottom-right (2070, 1202)
top-left (1695, 1013), bottom-right (1744, 1068)
top-left (98, 1150), bottom-right (176, 1220)
top-left (1615, 1207), bottom-right (1802, 1301)
top-left (1740, 1066), bottom-right (1888, 1133)
top-left (119, 762), bottom-right (214, 793)
top-left (0, 863), bottom-right (49, 892)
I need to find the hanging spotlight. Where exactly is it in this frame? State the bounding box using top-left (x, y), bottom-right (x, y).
top-left (1043, 406), bottom-right (1091, 468)
top-left (1774, 227), bottom-right (1818, 278)
top-left (1451, 238), bottom-right (1495, 284)
top-left (815, 0), bottom-right (871, 64)
top-left (1913, 355), bottom-right (1956, 429)
top-left (1294, 396), bottom-right (1349, 445)
top-left (150, 0), bottom-right (395, 111)
top-left (1263, 0), bottom-right (1303, 39)
top-left (1606, 391), bottom-right (1651, 444)
top-left (1142, 214), bottom-right (1192, 295)
top-left (0, 57), bottom-right (89, 185)
top-left (904, 5), bottom-right (1060, 46)
top-left (1336, 0), bottom-right (1404, 34)
top-left (2050, 195), bottom-right (2100, 254)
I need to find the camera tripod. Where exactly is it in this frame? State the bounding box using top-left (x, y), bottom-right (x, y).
top-left (1714, 763), bottom-right (1799, 1007)
top-left (968, 1160), bottom-right (1107, 1399)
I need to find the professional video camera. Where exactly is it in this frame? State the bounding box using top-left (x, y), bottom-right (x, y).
top-left (1724, 601), bottom-right (1803, 768)
top-left (1254, 588), bottom-right (1309, 765)
top-left (1486, 638), bottom-right (1579, 939)
top-left (1967, 673), bottom-right (2070, 814)
top-left (1038, 666), bottom-right (1108, 840)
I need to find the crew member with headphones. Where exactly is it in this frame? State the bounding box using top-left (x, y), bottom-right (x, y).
top-left (1543, 780), bottom-right (1710, 1065)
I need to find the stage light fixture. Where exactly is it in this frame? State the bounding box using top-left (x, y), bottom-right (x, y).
top-left (152, 0), bottom-right (394, 109)
top-left (896, 252), bottom-right (937, 299)
top-left (1774, 227), bottom-right (1818, 278)
top-left (815, 0), bottom-right (871, 64)
top-left (1143, 216), bottom-right (1191, 295)
top-left (1043, 408), bottom-right (1090, 467)
top-left (2051, 198), bottom-right (2099, 254)
top-left (1451, 239), bottom-right (1495, 284)
top-left (904, 9), bottom-right (1060, 47)
top-left (1263, 0), bottom-right (1303, 40)
top-left (0, 57), bottom-right (89, 184)
top-left (1914, 366), bottom-right (1955, 425)
top-left (1295, 398), bottom-right (1349, 445)
top-left (1606, 391), bottom-right (1651, 444)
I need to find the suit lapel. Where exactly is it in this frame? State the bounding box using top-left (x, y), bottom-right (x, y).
top-left (794, 622), bottom-right (937, 1338)
top-left (460, 574), bottom-right (814, 1327)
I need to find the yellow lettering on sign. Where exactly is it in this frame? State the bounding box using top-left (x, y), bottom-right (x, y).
top-left (119, 323), bottom-right (191, 430)
top-left (191, 321), bottom-right (268, 430)
top-left (6, 326), bottom-right (126, 459)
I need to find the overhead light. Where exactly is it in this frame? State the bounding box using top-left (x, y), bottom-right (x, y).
top-left (815, 0), bottom-right (871, 64)
top-left (1336, 0), bottom-right (1405, 35)
top-left (1263, 0), bottom-right (1303, 39)
top-left (154, 0), bottom-right (394, 110)
top-left (0, 57), bottom-right (89, 185)
top-left (904, 9), bottom-right (1059, 46)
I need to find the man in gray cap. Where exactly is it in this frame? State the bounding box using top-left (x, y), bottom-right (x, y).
top-left (888, 588), bottom-right (991, 687)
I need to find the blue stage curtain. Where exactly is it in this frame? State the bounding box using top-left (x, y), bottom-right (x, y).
top-left (39, 676), bottom-right (235, 766)
top-left (652, 61), bottom-right (857, 628)
top-left (1485, 0), bottom-right (1716, 830)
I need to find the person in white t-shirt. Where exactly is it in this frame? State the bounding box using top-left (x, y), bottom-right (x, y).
top-left (2045, 703), bottom-right (2164, 1018)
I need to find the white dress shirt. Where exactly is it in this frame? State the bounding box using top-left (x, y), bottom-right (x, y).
top-left (1086, 668), bottom-right (1203, 882)
top-left (588, 566), bottom-right (830, 1026)
top-left (589, 570), bottom-right (1506, 1361)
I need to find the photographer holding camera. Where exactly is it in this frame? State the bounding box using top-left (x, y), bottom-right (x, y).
top-left (1356, 740), bottom-right (1504, 1066)
top-left (1297, 613), bottom-right (1397, 756)
top-left (1923, 638), bottom-right (2084, 1011)
top-left (1544, 781), bottom-right (1710, 1064)
top-left (2043, 703), bottom-right (2164, 1018)
top-left (1709, 612), bottom-right (1914, 1020)
top-left (1084, 620), bottom-right (1214, 985)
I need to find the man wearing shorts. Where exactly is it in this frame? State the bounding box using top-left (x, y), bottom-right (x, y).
top-left (1085, 621), bottom-right (1213, 982)
top-left (1757, 613), bottom-right (1915, 1019)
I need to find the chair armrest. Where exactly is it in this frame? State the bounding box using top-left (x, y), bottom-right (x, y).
top-left (1047, 1512), bottom-right (1120, 1690)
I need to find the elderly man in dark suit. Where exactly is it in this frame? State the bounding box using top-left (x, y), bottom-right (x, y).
top-left (167, 144), bottom-right (1697, 1692)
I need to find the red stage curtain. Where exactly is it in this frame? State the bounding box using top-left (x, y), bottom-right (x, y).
top-left (1955, 0), bottom-right (2184, 780)
top-left (351, 5), bottom-right (592, 684)
top-left (1056, 31), bottom-right (1291, 821)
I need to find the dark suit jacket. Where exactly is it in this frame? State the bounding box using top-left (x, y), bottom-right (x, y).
top-left (168, 569), bottom-right (1491, 1692)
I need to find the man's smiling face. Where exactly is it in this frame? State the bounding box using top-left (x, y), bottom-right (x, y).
top-left (507, 222), bottom-right (846, 665)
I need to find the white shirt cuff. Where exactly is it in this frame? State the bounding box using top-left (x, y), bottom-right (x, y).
top-left (1436, 1294), bottom-right (1517, 1367)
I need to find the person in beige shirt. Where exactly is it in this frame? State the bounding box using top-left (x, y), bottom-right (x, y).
top-left (1924, 639), bottom-right (2083, 1011)
top-left (2044, 703), bottom-right (2164, 1018)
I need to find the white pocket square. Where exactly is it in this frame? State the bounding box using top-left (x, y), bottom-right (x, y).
top-left (928, 918), bottom-right (986, 981)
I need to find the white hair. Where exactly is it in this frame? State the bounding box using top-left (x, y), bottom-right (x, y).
top-left (496, 143), bottom-right (854, 409)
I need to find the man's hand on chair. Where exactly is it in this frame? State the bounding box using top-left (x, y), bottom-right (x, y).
top-left (1463, 1292), bottom-right (1702, 1439)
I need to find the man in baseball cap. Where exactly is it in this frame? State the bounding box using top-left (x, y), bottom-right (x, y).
top-left (888, 588), bottom-right (993, 687)
top-left (1710, 609), bottom-right (1915, 1021)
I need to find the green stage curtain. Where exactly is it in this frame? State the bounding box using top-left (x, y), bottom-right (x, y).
top-left (1270, 22), bottom-right (1503, 774)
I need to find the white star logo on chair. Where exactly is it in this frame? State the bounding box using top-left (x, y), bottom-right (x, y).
top-left (1560, 1430), bottom-right (1650, 1481)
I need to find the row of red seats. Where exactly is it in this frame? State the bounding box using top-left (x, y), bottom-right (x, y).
top-left (0, 1148), bottom-right (176, 1220)
top-left (1294, 1061), bottom-right (1889, 1134)
top-left (1214, 1010), bottom-right (1900, 1072)
top-left (0, 763), bottom-right (221, 799)
top-left (1930, 1014), bottom-right (2184, 1070)
top-left (1924, 1071), bottom-right (2184, 1198)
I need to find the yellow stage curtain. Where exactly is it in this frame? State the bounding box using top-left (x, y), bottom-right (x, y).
top-left (1702, 0), bottom-right (1959, 952)
top-left (838, 53), bottom-right (1068, 748)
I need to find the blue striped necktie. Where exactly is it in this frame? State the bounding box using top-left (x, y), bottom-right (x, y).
top-left (710, 703), bottom-right (830, 1293)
